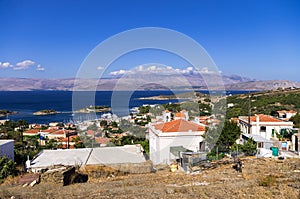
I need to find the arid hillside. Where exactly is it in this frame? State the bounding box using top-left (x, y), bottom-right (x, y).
top-left (1, 157), bottom-right (299, 198)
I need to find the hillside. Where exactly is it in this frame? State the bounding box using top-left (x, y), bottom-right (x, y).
top-left (0, 75), bottom-right (299, 91)
top-left (226, 87), bottom-right (300, 119)
top-left (1, 158), bottom-right (299, 198)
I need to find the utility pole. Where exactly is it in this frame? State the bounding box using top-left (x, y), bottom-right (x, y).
top-left (248, 94), bottom-right (251, 134)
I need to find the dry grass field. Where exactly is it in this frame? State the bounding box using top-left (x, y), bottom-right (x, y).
top-left (1, 157), bottom-right (300, 199)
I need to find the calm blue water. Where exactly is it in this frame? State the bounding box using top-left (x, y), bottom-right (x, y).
top-left (0, 90), bottom-right (255, 124)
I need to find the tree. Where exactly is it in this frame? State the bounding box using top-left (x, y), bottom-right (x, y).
top-left (111, 121), bottom-right (118, 128)
top-left (241, 138), bottom-right (257, 155)
top-left (138, 106), bottom-right (150, 114)
top-left (140, 140), bottom-right (149, 155)
top-left (290, 113), bottom-right (300, 128)
top-left (232, 138), bottom-right (257, 156)
top-left (217, 120), bottom-right (242, 152)
top-left (0, 156), bottom-right (17, 182)
top-left (205, 120), bottom-right (242, 153)
top-left (100, 120), bottom-right (108, 127)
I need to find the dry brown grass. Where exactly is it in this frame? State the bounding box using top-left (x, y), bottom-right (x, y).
top-left (0, 158), bottom-right (300, 198)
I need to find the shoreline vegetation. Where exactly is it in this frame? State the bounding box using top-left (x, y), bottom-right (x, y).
top-left (33, 109), bottom-right (57, 116)
top-left (138, 91), bottom-right (209, 101)
top-left (0, 110), bottom-right (18, 118)
top-left (74, 105), bottom-right (111, 113)
top-left (33, 106), bottom-right (112, 116)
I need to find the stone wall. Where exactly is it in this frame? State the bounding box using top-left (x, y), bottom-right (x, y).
top-left (41, 166), bottom-right (87, 186)
top-left (80, 161), bottom-right (154, 179)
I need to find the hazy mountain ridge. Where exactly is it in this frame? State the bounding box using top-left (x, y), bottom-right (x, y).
top-left (0, 75), bottom-right (298, 91)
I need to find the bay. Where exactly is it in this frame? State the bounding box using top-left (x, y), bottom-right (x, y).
top-left (0, 90), bottom-right (255, 124)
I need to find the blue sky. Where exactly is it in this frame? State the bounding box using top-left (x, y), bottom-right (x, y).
top-left (0, 0), bottom-right (299, 81)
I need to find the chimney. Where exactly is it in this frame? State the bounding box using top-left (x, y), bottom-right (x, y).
top-left (256, 115), bottom-right (259, 134)
top-left (256, 115), bottom-right (259, 123)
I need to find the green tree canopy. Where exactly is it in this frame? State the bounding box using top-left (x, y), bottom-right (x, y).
top-left (205, 120), bottom-right (242, 152)
top-left (290, 113), bottom-right (300, 128)
top-left (0, 156), bottom-right (17, 182)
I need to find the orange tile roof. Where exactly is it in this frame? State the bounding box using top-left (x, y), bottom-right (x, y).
top-left (249, 114), bottom-right (283, 123)
top-left (50, 130), bottom-right (65, 135)
top-left (23, 129), bottom-right (39, 135)
top-left (41, 129), bottom-right (56, 133)
top-left (86, 130), bottom-right (97, 135)
top-left (175, 112), bottom-right (185, 118)
top-left (95, 137), bottom-right (111, 144)
top-left (59, 135), bottom-right (78, 142)
top-left (31, 124), bottom-right (42, 129)
top-left (231, 118), bottom-right (239, 123)
top-left (153, 119), bottom-right (205, 133)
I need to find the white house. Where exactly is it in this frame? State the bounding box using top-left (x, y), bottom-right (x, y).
top-left (238, 114), bottom-right (294, 140)
top-left (0, 139), bottom-right (14, 161)
top-left (277, 110), bottom-right (297, 120)
top-left (174, 110), bottom-right (189, 121)
top-left (149, 119), bottom-right (206, 165)
top-left (162, 110), bottom-right (172, 122)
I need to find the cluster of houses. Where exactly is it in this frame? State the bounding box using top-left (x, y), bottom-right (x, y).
top-left (23, 122), bottom-right (78, 149)
top-left (148, 109), bottom-right (300, 164)
top-left (1, 106), bottom-right (300, 174)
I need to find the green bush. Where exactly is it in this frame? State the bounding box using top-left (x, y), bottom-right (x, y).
top-left (0, 156), bottom-right (17, 182)
top-left (207, 150), bottom-right (225, 161)
top-left (232, 138), bottom-right (257, 156)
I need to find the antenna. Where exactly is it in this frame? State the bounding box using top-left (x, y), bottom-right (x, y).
top-left (248, 93), bottom-right (251, 134)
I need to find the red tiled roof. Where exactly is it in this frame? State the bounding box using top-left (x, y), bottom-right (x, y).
top-left (41, 129), bottom-right (56, 133)
top-left (32, 124), bottom-right (42, 129)
top-left (175, 112), bottom-right (185, 118)
top-left (86, 130), bottom-right (97, 135)
top-left (95, 137), bottom-right (111, 144)
top-left (59, 135), bottom-right (78, 142)
top-left (23, 129), bottom-right (39, 135)
top-left (50, 130), bottom-right (65, 135)
top-left (153, 119), bottom-right (205, 133)
top-left (231, 118), bottom-right (239, 123)
top-left (249, 114), bottom-right (283, 123)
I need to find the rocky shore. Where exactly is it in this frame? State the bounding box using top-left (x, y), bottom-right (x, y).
top-left (33, 110), bottom-right (57, 116)
top-left (0, 110), bottom-right (17, 117)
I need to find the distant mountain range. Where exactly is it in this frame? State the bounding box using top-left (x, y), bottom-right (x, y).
top-left (0, 75), bottom-right (298, 91)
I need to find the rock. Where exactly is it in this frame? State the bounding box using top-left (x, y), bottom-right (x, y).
top-left (30, 180), bottom-right (37, 187)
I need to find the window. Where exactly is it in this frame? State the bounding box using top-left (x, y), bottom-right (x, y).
top-left (260, 126), bottom-right (266, 132)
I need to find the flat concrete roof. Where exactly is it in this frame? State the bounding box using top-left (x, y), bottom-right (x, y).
top-left (87, 145), bottom-right (146, 165)
top-left (30, 148), bottom-right (91, 168)
top-left (242, 134), bottom-right (273, 143)
top-left (30, 145), bottom-right (146, 168)
top-left (0, 139), bottom-right (14, 146)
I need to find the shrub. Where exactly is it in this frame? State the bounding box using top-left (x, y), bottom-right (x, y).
top-left (258, 175), bottom-right (276, 187)
top-left (0, 156), bottom-right (17, 183)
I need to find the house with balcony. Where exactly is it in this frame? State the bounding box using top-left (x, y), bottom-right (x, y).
top-left (239, 114), bottom-right (294, 140)
top-left (277, 110), bottom-right (297, 120)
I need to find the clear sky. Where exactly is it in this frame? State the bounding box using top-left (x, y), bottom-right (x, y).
top-left (0, 0), bottom-right (299, 81)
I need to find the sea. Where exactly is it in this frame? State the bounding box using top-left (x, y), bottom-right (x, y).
top-left (0, 90), bottom-right (254, 124)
